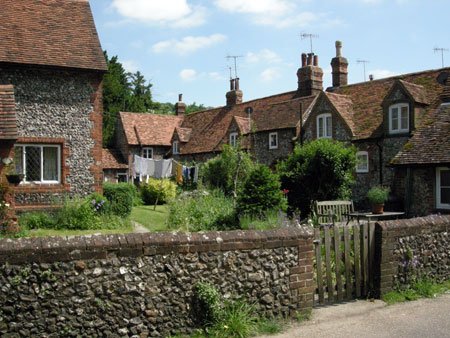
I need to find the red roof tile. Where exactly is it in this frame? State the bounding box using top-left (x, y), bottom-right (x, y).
top-left (175, 127), bottom-right (192, 143)
top-left (392, 101), bottom-right (450, 165)
top-left (0, 0), bottom-right (107, 71)
top-left (120, 112), bottom-right (183, 147)
top-left (102, 149), bottom-right (128, 169)
top-left (332, 68), bottom-right (448, 139)
top-left (179, 91), bottom-right (317, 155)
top-left (0, 85), bottom-right (18, 140)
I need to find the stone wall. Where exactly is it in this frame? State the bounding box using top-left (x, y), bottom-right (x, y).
top-left (0, 66), bottom-right (103, 207)
top-left (252, 129), bottom-right (295, 167)
top-left (375, 215), bottom-right (450, 297)
top-left (0, 229), bottom-right (314, 337)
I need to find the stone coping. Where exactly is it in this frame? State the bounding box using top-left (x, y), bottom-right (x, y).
top-left (0, 228), bottom-right (313, 264)
top-left (376, 214), bottom-right (449, 234)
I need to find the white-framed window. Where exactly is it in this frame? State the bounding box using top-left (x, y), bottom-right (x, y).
top-left (14, 144), bottom-right (61, 184)
top-left (269, 132), bottom-right (278, 149)
top-left (173, 141), bottom-right (179, 155)
top-left (436, 167), bottom-right (450, 209)
top-left (356, 151), bottom-right (369, 173)
top-left (142, 147), bottom-right (153, 159)
top-left (317, 113), bottom-right (332, 139)
top-left (389, 103), bottom-right (409, 134)
top-left (229, 132), bottom-right (238, 147)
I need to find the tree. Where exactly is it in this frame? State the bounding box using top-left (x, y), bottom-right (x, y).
top-left (185, 102), bottom-right (211, 114)
top-left (127, 71), bottom-right (153, 113)
top-left (277, 139), bottom-right (357, 217)
top-left (237, 165), bottom-right (286, 215)
top-left (102, 51), bottom-right (131, 148)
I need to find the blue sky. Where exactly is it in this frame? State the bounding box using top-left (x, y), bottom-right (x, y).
top-left (90, 0), bottom-right (449, 108)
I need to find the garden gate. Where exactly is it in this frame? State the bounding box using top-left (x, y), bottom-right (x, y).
top-left (313, 221), bottom-right (376, 305)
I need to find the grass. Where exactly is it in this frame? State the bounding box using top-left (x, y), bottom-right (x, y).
top-left (382, 278), bottom-right (450, 305)
top-left (28, 224), bottom-right (134, 237)
top-left (130, 205), bottom-right (170, 231)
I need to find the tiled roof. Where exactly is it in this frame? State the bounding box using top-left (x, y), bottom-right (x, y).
top-left (102, 149), bottom-right (128, 169)
top-left (324, 92), bottom-right (355, 135)
top-left (179, 91), bottom-right (317, 155)
top-left (175, 127), bottom-right (192, 143)
top-left (0, 0), bottom-right (107, 71)
top-left (332, 68), bottom-right (447, 139)
top-left (399, 80), bottom-right (430, 105)
top-left (0, 85), bottom-right (18, 140)
top-left (392, 101), bottom-right (450, 165)
top-left (120, 112), bottom-right (183, 147)
top-left (233, 116), bottom-right (250, 134)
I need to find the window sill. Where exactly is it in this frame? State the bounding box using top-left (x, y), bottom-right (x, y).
top-left (14, 183), bottom-right (69, 194)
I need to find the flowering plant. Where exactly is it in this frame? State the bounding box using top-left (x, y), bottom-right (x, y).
top-left (366, 185), bottom-right (390, 204)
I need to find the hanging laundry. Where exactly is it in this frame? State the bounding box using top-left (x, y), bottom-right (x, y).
top-left (176, 163), bottom-right (183, 183)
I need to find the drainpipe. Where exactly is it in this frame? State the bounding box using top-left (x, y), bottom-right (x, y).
top-left (299, 102), bottom-right (304, 146)
top-left (375, 138), bottom-right (383, 185)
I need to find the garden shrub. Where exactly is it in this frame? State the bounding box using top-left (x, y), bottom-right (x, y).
top-left (277, 139), bottom-right (357, 217)
top-left (140, 178), bottom-right (177, 205)
top-left (55, 197), bottom-right (99, 230)
top-left (103, 182), bottom-right (134, 217)
top-left (18, 212), bottom-right (56, 229)
top-left (237, 165), bottom-right (286, 215)
top-left (202, 144), bottom-right (256, 196)
top-left (168, 190), bottom-right (237, 231)
top-left (87, 192), bottom-right (110, 215)
top-left (193, 282), bottom-right (223, 326)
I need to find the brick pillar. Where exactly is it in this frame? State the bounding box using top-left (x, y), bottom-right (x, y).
top-left (0, 141), bottom-right (19, 234)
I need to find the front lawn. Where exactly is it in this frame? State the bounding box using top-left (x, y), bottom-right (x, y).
top-left (130, 205), bottom-right (170, 232)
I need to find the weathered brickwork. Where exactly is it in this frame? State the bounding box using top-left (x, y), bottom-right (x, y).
top-left (0, 229), bottom-right (314, 337)
top-left (375, 215), bottom-right (450, 297)
top-left (0, 67), bottom-right (103, 207)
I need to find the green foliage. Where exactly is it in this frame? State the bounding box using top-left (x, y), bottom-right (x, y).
top-left (18, 212), bottom-right (56, 229)
top-left (366, 185), bottom-right (390, 204)
top-left (193, 282), bottom-right (223, 327)
top-left (140, 178), bottom-right (177, 205)
top-left (295, 309), bottom-right (312, 323)
top-left (239, 210), bottom-right (284, 230)
top-left (88, 192), bottom-right (109, 214)
top-left (277, 139), bottom-right (357, 217)
top-left (103, 182), bottom-right (135, 217)
top-left (168, 190), bottom-right (237, 231)
top-left (185, 102), bottom-right (212, 114)
top-left (202, 144), bottom-right (256, 196)
top-left (236, 165), bottom-right (286, 215)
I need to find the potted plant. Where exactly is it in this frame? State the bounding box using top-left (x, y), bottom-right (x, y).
top-left (366, 186), bottom-right (390, 214)
top-left (2, 159), bottom-right (24, 185)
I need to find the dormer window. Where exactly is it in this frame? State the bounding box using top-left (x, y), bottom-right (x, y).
top-left (229, 132), bottom-right (238, 147)
top-left (269, 132), bottom-right (278, 149)
top-left (173, 141), bottom-right (179, 155)
top-left (389, 103), bottom-right (409, 134)
top-left (317, 113), bottom-right (332, 139)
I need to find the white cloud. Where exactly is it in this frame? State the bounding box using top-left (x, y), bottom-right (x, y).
top-left (152, 34), bottom-right (227, 55)
top-left (121, 60), bottom-right (140, 73)
top-left (180, 69), bottom-right (197, 82)
top-left (260, 68), bottom-right (281, 82)
top-left (111, 0), bottom-right (207, 28)
top-left (209, 72), bottom-right (227, 81)
top-left (214, 0), bottom-right (293, 16)
top-left (247, 49), bottom-right (282, 64)
top-left (368, 69), bottom-right (399, 79)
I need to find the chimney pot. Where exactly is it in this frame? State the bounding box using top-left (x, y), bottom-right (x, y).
top-left (229, 78), bottom-right (235, 90)
top-left (178, 93), bottom-right (183, 102)
top-left (314, 55), bottom-right (319, 67)
top-left (369, 74), bottom-right (374, 81)
top-left (235, 78), bottom-right (240, 90)
top-left (307, 53), bottom-right (313, 65)
top-left (335, 40), bottom-right (342, 57)
top-left (301, 53), bottom-right (307, 67)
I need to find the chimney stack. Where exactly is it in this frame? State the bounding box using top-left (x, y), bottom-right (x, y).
top-left (331, 40), bottom-right (348, 88)
top-left (369, 74), bottom-right (374, 81)
top-left (175, 93), bottom-right (186, 115)
top-left (226, 78), bottom-right (243, 106)
top-left (297, 52), bottom-right (323, 97)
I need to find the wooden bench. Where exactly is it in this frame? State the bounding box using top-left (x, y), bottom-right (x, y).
top-left (315, 200), bottom-right (355, 225)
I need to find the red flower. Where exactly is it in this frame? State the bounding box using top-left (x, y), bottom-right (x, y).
top-left (282, 189), bottom-right (289, 194)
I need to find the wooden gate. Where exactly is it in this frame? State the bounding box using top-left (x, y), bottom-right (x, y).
top-left (313, 221), bottom-right (376, 305)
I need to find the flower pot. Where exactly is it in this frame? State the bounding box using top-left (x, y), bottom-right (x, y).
top-left (371, 203), bottom-right (384, 214)
top-left (6, 174), bottom-right (24, 185)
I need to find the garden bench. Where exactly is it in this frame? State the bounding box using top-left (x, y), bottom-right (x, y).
top-left (314, 200), bottom-right (355, 225)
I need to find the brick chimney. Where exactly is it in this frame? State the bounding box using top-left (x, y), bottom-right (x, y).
top-left (297, 52), bottom-right (323, 97)
top-left (226, 78), bottom-right (243, 106)
top-left (175, 93), bottom-right (186, 115)
top-left (331, 40), bottom-right (348, 88)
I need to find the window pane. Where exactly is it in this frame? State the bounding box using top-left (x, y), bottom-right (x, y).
top-left (357, 154), bottom-right (368, 170)
top-left (26, 146), bottom-right (41, 181)
top-left (318, 117), bottom-right (323, 137)
top-left (326, 116), bottom-right (332, 137)
top-left (391, 108), bottom-right (398, 130)
top-left (441, 170), bottom-right (450, 186)
top-left (43, 147), bottom-right (58, 181)
top-left (441, 188), bottom-right (450, 204)
top-left (14, 146), bottom-right (23, 174)
top-left (401, 106), bottom-right (408, 130)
